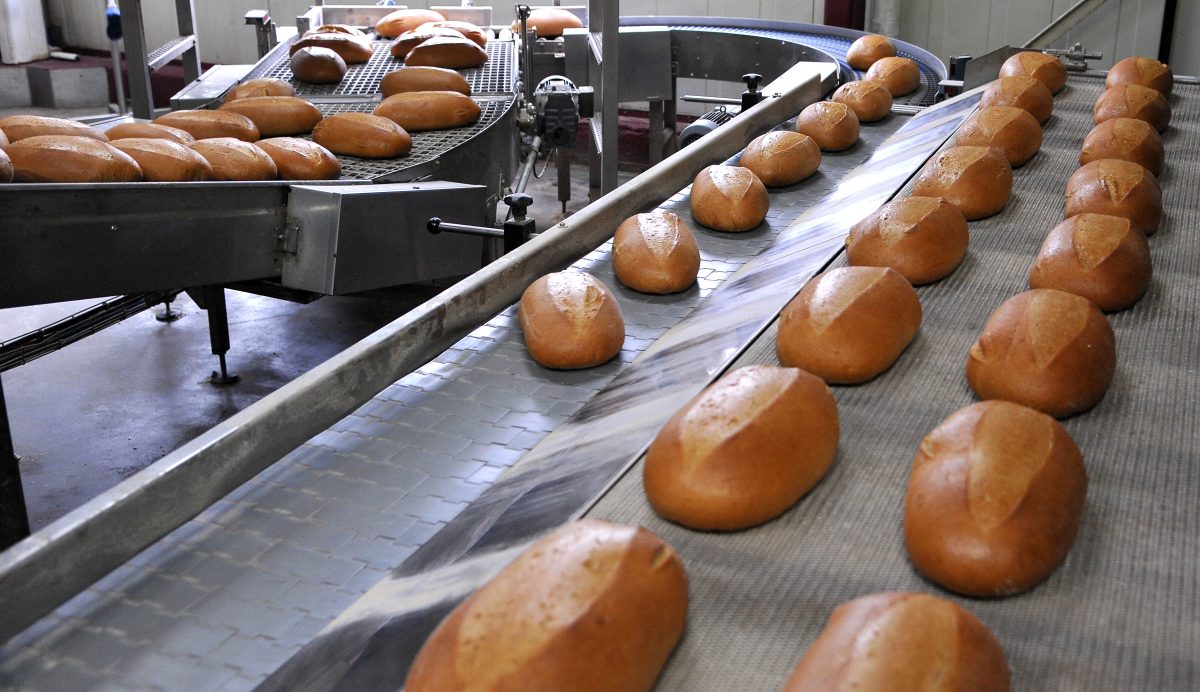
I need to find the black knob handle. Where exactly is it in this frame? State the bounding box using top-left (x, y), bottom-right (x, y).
top-left (516, 4), bottom-right (531, 20)
top-left (504, 193), bottom-right (533, 218)
top-left (742, 73), bottom-right (763, 92)
top-left (427, 217), bottom-right (443, 234)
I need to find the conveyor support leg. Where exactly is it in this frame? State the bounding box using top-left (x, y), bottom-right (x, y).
top-left (0, 375), bottom-right (31, 550)
top-left (189, 285), bottom-right (239, 386)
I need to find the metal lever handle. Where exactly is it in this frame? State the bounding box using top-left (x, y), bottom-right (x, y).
top-left (504, 193), bottom-right (533, 221)
top-left (742, 73), bottom-right (764, 92)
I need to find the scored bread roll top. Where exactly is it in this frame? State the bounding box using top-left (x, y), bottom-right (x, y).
top-left (643, 365), bottom-right (840, 531)
top-left (796, 100), bottom-right (860, 151)
top-left (1064, 158), bottom-right (1162, 236)
top-left (966, 289), bottom-right (1116, 418)
top-left (0, 114), bottom-right (107, 143)
top-left (154, 109), bottom-right (260, 142)
top-left (109, 138), bottom-right (213, 182)
top-left (374, 90), bottom-right (481, 131)
top-left (375, 8), bottom-right (446, 38)
top-left (1094, 83), bottom-right (1171, 131)
top-left (311, 113), bottom-right (412, 159)
top-left (612, 210), bottom-right (700, 294)
top-left (904, 400), bottom-right (1088, 597)
top-left (420, 20), bottom-right (489, 48)
top-left (955, 105), bottom-right (1043, 166)
top-left (404, 36), bottom-right (488, 69)
top-left (831, 80), bottom-right (893, 122)
top-left (846, 196), bottom-right (969, 285)
top-left (219, 96), bottom-right (324, 137)
top-left (514, 7), bottom-right (584, 38)
top-left (104, 122), bottom-right (195, 145)
top-left (845, 34), bottom-right (896, 70)
top-left (255, 137), bottom-right (341, 180)
top-left (389, 26), bottom-right (463, 59)
top-left (738, 131), bottom-right (821, 187)
top-left (782, 592), bottom-right (1011, 692)
top-left (912, 145), bottom-right (1013, 220)
top-left (289, 32), bottom-right (372, 64)
top-left (381, 66), bottom-right (471, 96)
top-left (865, 56), bottom-right (921, 96)
top-left (1079, 117), bottom-right (1164, 175)
top-left (7, 135), bottom-right (142, 183)
top-left (189, 138), bottom-right (277, 181)
top-left (1028, 213), bottom-right (1151, 312)
top-left (689, 165), bottom-right (769, 232)
top-left (290, 46), bottom-right (347, 84)
top-left (981, 75), bottom-right (1054, 124)
top-left (1106, 56), bottom-right (1173, 95)
top-left (226, 77), bottom-right (296, 101)
top-left (999, 51), bottom-right (1068, 93)
top-left (0, 148), bottom-right (11, 183)
top-left (518, 271), bottom-right (624, 369)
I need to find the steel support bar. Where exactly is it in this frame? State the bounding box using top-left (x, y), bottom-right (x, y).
top-left (1023, 0), bottom-right (1108, 50)
top-left (175, 0), bottom-right (201, 84)
top-left (117, 0), bottom-right (155, 119)
top-left (0, 376), bottom-right (30, 551)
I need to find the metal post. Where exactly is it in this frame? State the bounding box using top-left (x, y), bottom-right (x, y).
top-left (117, 0), bottom-right (154, 119)
top-left (175, 0), bottom-right (201, 85)
top-left (0, 375), bottom-right (31, 552)
top-left (648, 99), bottom-right (665, 166)
top-left (593, 0), bottom-right (618, 196)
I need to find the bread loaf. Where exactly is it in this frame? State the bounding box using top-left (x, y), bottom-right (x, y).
top-left (955, 105), bottom-right (1043, 166)
top-left (846, 196), bottom-right (969, 285)
top-left (782, 592), bottom-right (1011, 691)
top-left (1028, 213), bottom-right (1151, 312)
top-left (389, 26), bottom-right (462, 59)
top-left (420, 20), bottom-right (488, 48)
top-left (777, 266), bottom-right (922, 384)
top-left (290, 46), bottom-right (347, 84)
top-left (8, 135), bottom-right (141, 182)
top-left (865, 56), bottom-right (921, 96)
top-left (311, 113), bottom-right (412, 159)
top-left (153, 109), bottom-right (260, 142)
top-left (0, 114), bottom-right (106, 143)
top-left (795, 101), bottom-right (860, 151)
top-left (1079, 117), bottom-right (1164, 175)
top-left (999, 51), bottom-right (1067, 93)
top-left (189, 138), bottom-right (277, 180)
top-left (218, 96), bottom-right (323, 137)
top-left (1094, 83), bottom-right (1171, 132)
top-left (513, 7), bottom-right (583, 38)
top-left (255, 137), bottom-right (341, 180)
top-left (612, 210), bottom-right (700, 294)
top-left (374, 91), bottom-right (481, 131)
top-left (905, 400), bottom-right (1088, 596)
top-left (381, 66), bottom-right (471, 96)
top-left (0, 148), bottom-right (13, 183)
top-left (1106, 56), bottom-right (1173, 96)
top-left (643, 364), bottom-right (839, 531)
top-left (845, 34), bottom-right (896, 70)
top-left (290, 32), bottom-right (372, 64)
top-left (1064, 158), bottom-right (1162, 236)
top-left (981, 75), bottom-right (1053, 124)
top-left (831, 80), bottom-right (893, 122)
top-left (966, 289), bottom-right (1116, 417)
top-left (225, 77), bottom-right (295, 101)
top-left (689, 165), bottom-right (770, 232)
top-left (375, 8), bottom-right (445, 39)
top-left (109, 138), bottom-right (214, 182)
top-left (303, 24), bottom-right (366, 39)
top-left (912, 145), bottom-right (1012, 220)
top-left (404, 36), bottom-right (488, 69)
top-left (519, 271), bottom-right (624, 369)
top-left (738, 131), bottom-right (821, 187)
top-left (405, 519), bottom-right (687, 692)
top-left (104, 122), bottom-right (195, 145)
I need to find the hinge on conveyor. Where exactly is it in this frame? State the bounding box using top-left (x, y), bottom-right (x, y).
top-left (278, 221), bottom-right (301, 257)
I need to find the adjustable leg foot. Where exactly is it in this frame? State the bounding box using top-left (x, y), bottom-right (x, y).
top-left (210, 353), bottom-right (240, 386)
top-left (155, 299), bottom-right (181, 322)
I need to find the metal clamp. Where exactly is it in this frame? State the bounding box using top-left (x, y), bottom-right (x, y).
top-left (1044, 43), bottom-right (1102, 72)
top-left (428, 194), bottom-right (536, 254)
top-left (741, 73), bottom-right (765, 111)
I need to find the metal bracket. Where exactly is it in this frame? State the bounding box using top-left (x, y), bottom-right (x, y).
top-left (1044, 43), bottom-right (1102, 72)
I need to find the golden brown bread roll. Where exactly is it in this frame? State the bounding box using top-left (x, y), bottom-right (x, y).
top-left (225, 77), bottom-right (295, 101)
top-left (153, 109), bottom-right (260, 142)
top-left (1094, 83), bottom-right (1171, 131)
top-left (404, 36), bottom-right (488, 69)
top-left (405, 519), bottom-right (687, 692)
top-left (0, 114), bottom-right (107, 143)
top-left (966, 289), bottom-right (1116, 418)
top-left (846, 196), bottom-right (969, 285)
top-left (795, 101), bottom-right (860, 151)
top-left (999, 51), bottom-right (1067, 93)
top-left (374, 91), bottom-right (481, 132)
top-left (389, 26), bottom-right (463, 59)
top-left (290, 46), bottom-right (347, 84)
top-left (189, 138), bottom-right (277, 181)
top-left (519, 271), bottom-right (624, 369)
top-left (1028, 213), bottom-right (1151, 312)
top-left (777, 266), bottom-right (922, 384)
top-left (865, 56), bottom-right (921, 96)
top-left (912, 145), bottom-right (1013, 220)
top-left (738, 131), bottom-right (820, 187)
top-left (612, 210), bottom-right (700, 294)
top-left (1106, 55), bottom-right (1173, 95)
top-left (1079, 117), bottom-right (1164, 175)
top-left (513, 7), bottom-right (584, 38)
top-left (311, 113), bottom-right (412, 159)
top-left (218, 96), bottom-right (323, 137)
top-left (1064, 158), bottom-right (1162, 236)
top-left (290, 32), bottom-right (372, 64)
top-left (104, 122), bottom-right (195, 145)
top-left (782, 592), bottom-right (1011, 691)
top-left (255, 137), bottom-right (341, 180)
top-left (955, 105), bottom-right (1043, 167)
top-left (420, 20), bottom-right (488, 48)
top-left (981, 75), bottom-right (1053, 124)
top-left (0, 148), bottom-right (11, 183)
top-left (845, 34), bottom-right (896, 70)
top-left (109, 138), bottom-right (213, 182)
top-left (302, 24), bottom-right (366, 39)
top-left (643, 364), bottom-right (839, 531)
top-left (8, 135), bottom-right (141, 182)
top-left (375, 8), bottom-right (445, 39)
top-left (689, 165), bottom-right (769, 232)
top-left (904, 400), bottom-right (1088, 596)
top-left (381, 66), bottom-right (471, 96)
top-left (831, 80), bottom-right (893, 122)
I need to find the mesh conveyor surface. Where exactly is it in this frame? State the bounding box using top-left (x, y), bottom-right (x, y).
top-left (587, 75), bottom-right (1200, 689)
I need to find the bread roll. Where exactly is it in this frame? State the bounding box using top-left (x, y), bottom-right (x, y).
top-left (831, 80), bottom-right (893, 122)
top-left (0, 114), bottom-right (106, 143)
top-left (381, 66), bottom-right (471, 96)
top-left (845, 34), bottom-right (896, 70)
top-left (1064, 158), bottom-right (1162, 236)
top-left (303, 24), bottom-right (366, 39)
top-left (966, 289), bottom-right (1115, 417)
top-left (955, 105), bottom-right (1043, 167)
top-left (218, 96), bottom-right (323, 137)
top-left (777, 266), bottom-right (921, 384)
top-left (738, 131), bottom-right (820, 187)
top-left (1106, 56), bottom-right (1173, 96)
top-left (519, 271), bottom-right (624, 369)
top-left (189, 138), bottom-right (277, 181)
top-left (8, 135), bottom-right (141, 182)
top-left (1079, 117), bottom-right (1164, 175)
top-left (255, 137), bottom-right (341, 180)
top-left (404, 36), bottom-right (488, 69)
top-left (865, 56), bottom-right (921, 96)
top-left (999, 51), bottom-right (1067, 94)
top-left (405, 519), bottom-right (686, 692)
top-left (0, 148), bottom-right (13, 183)
top-left (375, 8), bottom-right (445, 39)
top-left (290, 46), bottom-right (347, 84)
top-left (782, 592), bottom-right (1011, 691)
top-left (374, 91), bottom-right (481, 131)
top-left (104, 122), bottom-right (195, 145)
top-left (514, 7), bottom-right (584, 38)
top-left (389, 26), bottom-right (462, 59)
top-left (912, 145), bottom-right (1012, 220)
top-left (846, 196), bottom-right (969, 285)
top-left (1028, 213), bottom-right (1151, 312)
top-left (612, 210), bottom-right (700, 294)
top-left (153, 109), bottom-right (260, 142)
top-left (1094, 83), bottom-right (1171, 132)
top-left (420, 20), bottom-right (488, 48)
top-left (643, 365), bottom-right (839, 531)
top-left (225, 77), bottom-right (295, 101)
top-left (290, 32), bottom-right (372, 64)
top-left (689, 165), bottom-right (769, 232)
top-left (981, 75), bottom-right (1053, 124)
top-left (312, 113), bottom-right (412, 159)
top-left (795, 101), bottom-right (860, 151)
top-left (905, 400), bottom-right (1088, 596)
top-left (109, 138), bottom-right (214, 182)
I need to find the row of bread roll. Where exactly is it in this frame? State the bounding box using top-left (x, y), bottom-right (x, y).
top-left (390, 21), bottom-right (489, 68)
top-left (845, 34), bottom-right (922, 96)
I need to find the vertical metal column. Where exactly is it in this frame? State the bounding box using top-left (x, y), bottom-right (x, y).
top-left (118, 0), bottom-right (154, 119)
top-left (0, 375), bottom-right (31, 551)
top-left (175, 0), bottom-right (201, 85)
top-left (586, 0), bottom-right (619, 200)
